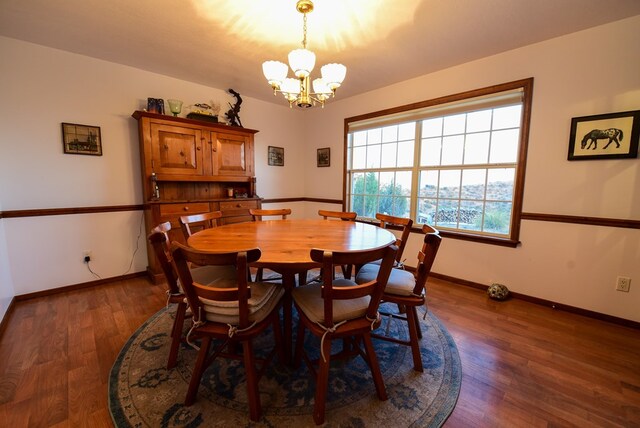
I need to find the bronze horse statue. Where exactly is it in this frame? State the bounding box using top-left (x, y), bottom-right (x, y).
top-left (581, 128), bottom-right (623, 150)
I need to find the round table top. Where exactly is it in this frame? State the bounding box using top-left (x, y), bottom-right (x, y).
top-left (187, 219), bottom-right (396, 269)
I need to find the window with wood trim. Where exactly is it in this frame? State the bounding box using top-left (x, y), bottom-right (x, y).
top-left (345, 79), bottom-right (533, 246)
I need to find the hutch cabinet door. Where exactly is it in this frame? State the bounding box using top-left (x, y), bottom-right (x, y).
top-left (150, 123), bottom-right (204, 176)
top-left (213, 132), bottom-right (254, 176)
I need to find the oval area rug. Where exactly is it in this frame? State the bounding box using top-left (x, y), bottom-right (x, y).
top-left (109, 303), bottom-right (461, 427)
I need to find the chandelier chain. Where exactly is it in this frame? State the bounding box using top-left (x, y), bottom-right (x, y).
top-left (302, 12), bottom-right (308, 49)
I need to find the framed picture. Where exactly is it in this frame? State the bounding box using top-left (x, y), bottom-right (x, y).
top-left (317, 147), bottom-right (330, 167)
top-left (567, 110), bottom-right (640, 160)
top-left (62, 122), bottom-right (102, 156)
top-left (268, 145), bottom-right (284, 166)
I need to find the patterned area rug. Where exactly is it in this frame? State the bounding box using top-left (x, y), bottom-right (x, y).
top-left (109, 302), bottom-right (461, 427)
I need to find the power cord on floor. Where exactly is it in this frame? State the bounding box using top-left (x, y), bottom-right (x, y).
top-left (85, 260), bottom-right (102, 279)
top-left (121, 211), bottom-right (145, 275)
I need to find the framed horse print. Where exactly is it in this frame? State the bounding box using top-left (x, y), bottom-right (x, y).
top-left (567, 110), bottom-right (640, 160)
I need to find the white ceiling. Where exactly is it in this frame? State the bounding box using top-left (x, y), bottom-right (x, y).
top-left (2, 0), bottom-right (640, 105)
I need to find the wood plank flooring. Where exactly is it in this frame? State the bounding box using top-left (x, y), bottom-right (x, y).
top-left (0, 275), bottom-right (638, 427)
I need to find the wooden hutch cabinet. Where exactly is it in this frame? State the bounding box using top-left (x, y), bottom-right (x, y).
top-left (132, 111), bottom-right (261, 282)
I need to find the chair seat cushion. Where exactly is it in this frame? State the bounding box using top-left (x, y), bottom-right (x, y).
top-left (177, 265), bottom-right (237, 292)
top-left (292, 282), bottom-right (370, 324)
top-left (200, 282), bottom-right (284, 325)
top-left (356, 264), bottom-right (416, 296)
top-left (367, 258), bottom-right (402, 268)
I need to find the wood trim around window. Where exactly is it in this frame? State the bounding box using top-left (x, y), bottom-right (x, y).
top-left (343, 78), bottom-right (535, 246)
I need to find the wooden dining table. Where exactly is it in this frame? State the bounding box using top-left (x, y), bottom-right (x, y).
top-left (187, 218), bottom-right (397, 362)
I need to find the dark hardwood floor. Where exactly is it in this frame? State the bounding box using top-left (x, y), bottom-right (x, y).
top-left (0, 275), bottom-right (638, 427)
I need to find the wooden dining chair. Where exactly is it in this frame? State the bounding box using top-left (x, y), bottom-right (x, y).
top-left (249, 208), bottom-right (293, 282)
top-left (355, 224), bottom-right (441, 372)
top-left (317, 209), bottom-right (357, 221)
top-left (179, 210), bottom-right (223, 240)
top-left (171, 242), bottom-right (285, 422)
top-left (375, 213), bottom-right (414, 267)
top-left (349, 213), bottom-right (414, 278)
top-left (147, 222), bottom-right (236, 369)
top-left (292, 244), bottom-right (398, 425)
top-left (314, 209), bottom-right (358, 281)
top-left (249, 208), bottom-right (291, 221)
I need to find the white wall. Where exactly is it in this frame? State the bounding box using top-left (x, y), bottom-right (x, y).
top-left (0, 36), bottom-right (304, 296)
top-left (303, 16), bottom-right (640, 322)
top-left (0, 201), bottom-right (15, 321)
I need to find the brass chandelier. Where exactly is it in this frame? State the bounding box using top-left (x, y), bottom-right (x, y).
top-left (262, 0), bottom-right (346, 108)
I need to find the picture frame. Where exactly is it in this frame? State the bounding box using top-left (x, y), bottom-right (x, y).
top-left (268, 145), bottom-right (284, 166)
top-left (567, 110), bottom-right (640, 161)
top-left (62, 122), bottom-right (103, 156)
top-left (317, 147), bottom-right (330, 167)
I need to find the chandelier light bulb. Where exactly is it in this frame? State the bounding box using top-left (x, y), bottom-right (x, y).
top-left (312, 78), bottom-right (331, 100)
top-left (321, 63), bottom-right (347, 90)
top-left (288, 48), bottom-right (316, 78)
top-left (262, 61), bottom-right (288, 88)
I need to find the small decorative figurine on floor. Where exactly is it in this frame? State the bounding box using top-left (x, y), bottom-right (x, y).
top-left (225, 88), bottom-right (243, 127)
top-left (487, 283), bottom-right (510, 301)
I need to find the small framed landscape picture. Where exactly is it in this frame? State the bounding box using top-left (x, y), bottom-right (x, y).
top-left (62, 122), bottom-right (103, 156)
top-left (567, 110), bottom-right (640, 161)
top-left (317, 147), bottom-right (330, 167)
top-left (268, 146), bottom-right (284, 166)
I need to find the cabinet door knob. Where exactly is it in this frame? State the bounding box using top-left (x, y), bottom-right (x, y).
top-left (183, 206), bottom-right (189, 211)
top-left (197, 146), bottom-right (201, 151)
top-left (236, 204), bottom-right (241, 208)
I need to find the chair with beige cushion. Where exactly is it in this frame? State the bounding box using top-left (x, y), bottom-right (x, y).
top-left (147, 222), bottom-right (237, 369)
top-left (179, 210), bottom-right (223, 240)
top-left (355, 224), bottom-right (441, 372)
top-left (293, 244), bottom-right (397, 425)
top-left (171, 242), bottom-right (285, 422)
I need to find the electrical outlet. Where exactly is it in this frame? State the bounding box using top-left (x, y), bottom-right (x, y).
top-left (83, 250), bottom-right (92, 263)
top-left (616, 276), bottom-right (631, 292)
